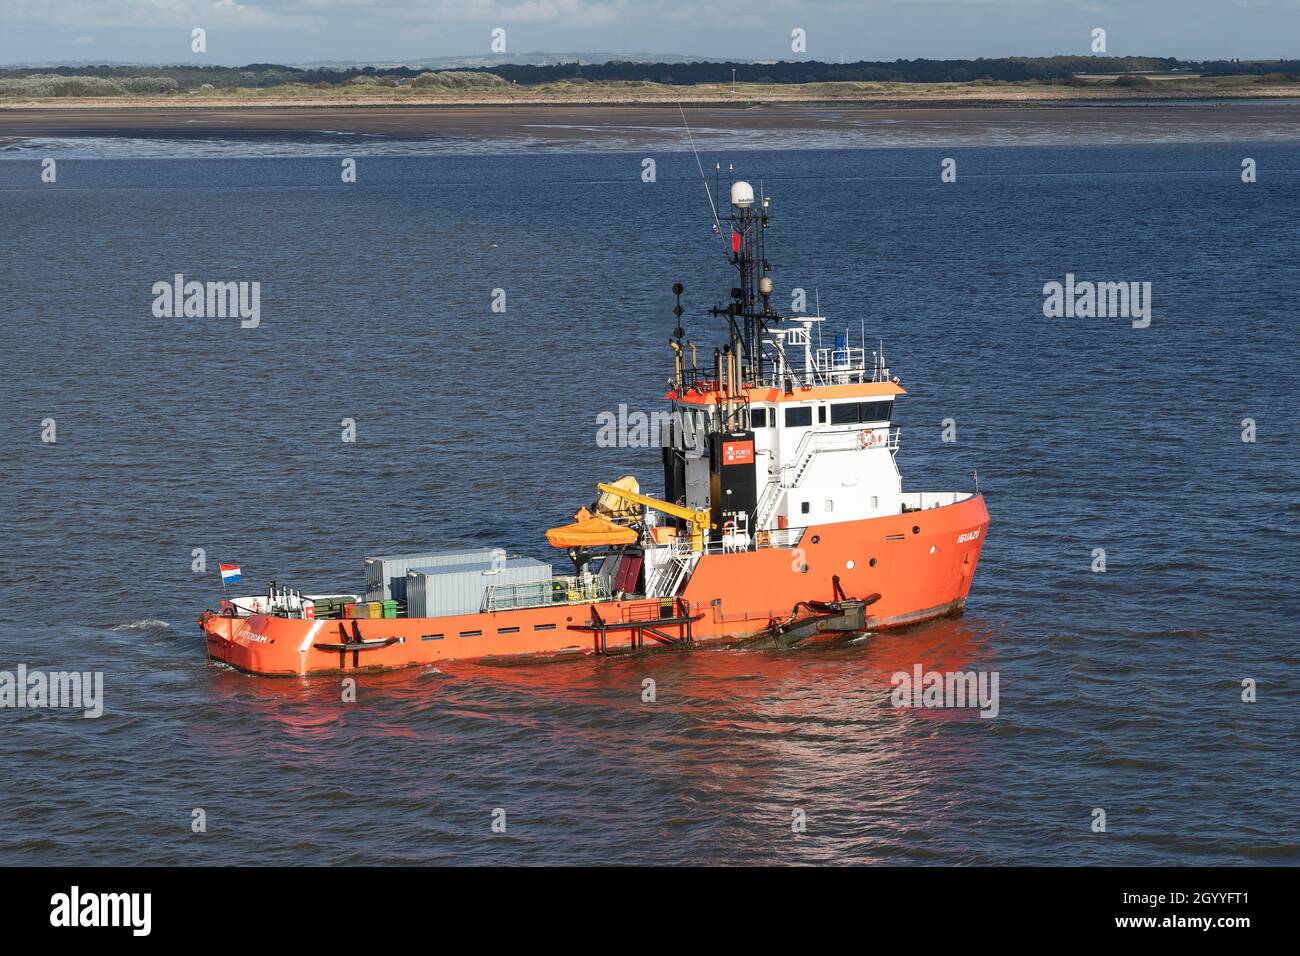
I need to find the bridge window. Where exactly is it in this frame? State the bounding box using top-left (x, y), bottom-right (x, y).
top-left (830, 402), bottom-right (860, 425)
top-left (784, 406), bottom-right (813, 428)
top-left (830, 401), bottom-right (894, 425)
top-left (750, 407), bottom-right (767, 428)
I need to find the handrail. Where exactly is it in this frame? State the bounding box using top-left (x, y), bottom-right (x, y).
top-left (754, 477), bottom-right (782, 530)
top-left (619, 598), bottom-right (686, 623)
top-left (780, 428), bottom-right (817, 483)
top-left (756, 426), bottom-right (900, 530)
top-left (483, 578), bottom-right (611, 612)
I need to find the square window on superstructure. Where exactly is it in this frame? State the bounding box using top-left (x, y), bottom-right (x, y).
top-left (830, 402), bottom-right (860, 425)
top-left (860, 401), bottom-right (893, 422)
top-left (784, 406), bottom-right (813, 428)
top-left (750, 407), bottom-right (767, 428)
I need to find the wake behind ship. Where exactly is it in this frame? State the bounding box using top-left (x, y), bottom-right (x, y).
top-left (200, 175), bottom-right (990, 675)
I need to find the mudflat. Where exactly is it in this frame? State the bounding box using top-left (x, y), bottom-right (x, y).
top-left (1, 101), bottom-right (1298, 149)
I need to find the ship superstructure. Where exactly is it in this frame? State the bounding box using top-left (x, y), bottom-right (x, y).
top-left (200, 175), bottom-right (990, 675)
top-left (662, 177), bottom-right (907, 552)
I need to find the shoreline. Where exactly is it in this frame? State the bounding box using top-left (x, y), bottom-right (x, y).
top-left (2, 101), bottom-right (1298, 151)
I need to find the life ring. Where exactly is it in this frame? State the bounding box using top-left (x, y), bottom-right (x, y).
top-left (859, 430), bottom-right (876, 448)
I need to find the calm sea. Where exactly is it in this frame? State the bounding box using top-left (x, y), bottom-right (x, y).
top-left (1, 132), bottom-right (1298, 864)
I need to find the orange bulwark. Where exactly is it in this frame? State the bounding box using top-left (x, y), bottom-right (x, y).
top-left (666, 380), bottom-right (907, 406)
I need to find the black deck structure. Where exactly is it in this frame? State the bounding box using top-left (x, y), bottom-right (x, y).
top-left (568, 598), bottom-right (703, 655)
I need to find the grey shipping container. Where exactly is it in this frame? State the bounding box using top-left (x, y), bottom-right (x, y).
top-left (364, 548), bottom-right (502, 603)
top-left (406, 558), bottom-right (552, 619)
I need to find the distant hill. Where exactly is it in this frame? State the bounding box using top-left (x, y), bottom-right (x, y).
top-left (291, 52), bottom-right (708, 70)
top-left (0, 59), bottom-right (143, 69)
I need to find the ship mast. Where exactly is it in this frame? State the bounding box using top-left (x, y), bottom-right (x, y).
top-left (707, 169), bottom-right (782, 391)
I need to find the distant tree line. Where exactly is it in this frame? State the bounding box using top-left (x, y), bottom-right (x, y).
top-left (1, 57), bottom-right (1297, 93)
top-left (485, 56), bottom-right (1299, 84)
top-left (491, 56), bottom-right (1188, 85)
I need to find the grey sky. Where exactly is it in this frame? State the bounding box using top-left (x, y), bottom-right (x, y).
top-left (1, 1), bottom-right (1296, 66)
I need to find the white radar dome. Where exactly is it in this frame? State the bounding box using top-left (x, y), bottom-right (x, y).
top-left (730, 181), bottom-right (755, 207)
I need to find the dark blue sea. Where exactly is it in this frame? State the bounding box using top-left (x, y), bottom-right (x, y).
top-left (2, 129), bottom-right (1298, 864)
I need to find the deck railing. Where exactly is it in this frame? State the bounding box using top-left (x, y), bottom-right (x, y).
top-left (482, 577), bottom-right (611, 612)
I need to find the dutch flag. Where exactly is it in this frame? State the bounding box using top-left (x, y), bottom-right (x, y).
top-left (219, 564), bottom-right (242, 585)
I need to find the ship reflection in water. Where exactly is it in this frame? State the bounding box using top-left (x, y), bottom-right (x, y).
top-left (193, 618), bottom-right (1002, 864)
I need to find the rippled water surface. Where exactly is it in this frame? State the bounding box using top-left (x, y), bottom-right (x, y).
top-left (1, 140), bottom-right (1298, 865)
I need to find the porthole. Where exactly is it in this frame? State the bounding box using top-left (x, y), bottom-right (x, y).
top-left (846, 559), bottom-right (855, 570)
top-left (800, 565), bottom-right (809, 573)
top-left (929, 546), bottom-right (936, 554)
top-left (912, 525), bottom-right (920, 535)
top-left (869, 558), bottom-right (877, 567)
top-left (811, 535), bottom-right (820, 544)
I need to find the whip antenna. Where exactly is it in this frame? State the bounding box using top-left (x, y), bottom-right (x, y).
top-left (679, 103), bottom-right (726, 252)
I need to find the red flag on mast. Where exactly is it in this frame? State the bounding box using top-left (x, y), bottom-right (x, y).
top-left (731, 230), bottom-right (742, 253)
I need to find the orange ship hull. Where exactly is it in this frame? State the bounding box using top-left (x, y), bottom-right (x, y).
top-left (200, 495), bottom-right (989, 676)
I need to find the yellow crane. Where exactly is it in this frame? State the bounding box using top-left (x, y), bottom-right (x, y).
top-left (595, 483), bottom-right (713, 552)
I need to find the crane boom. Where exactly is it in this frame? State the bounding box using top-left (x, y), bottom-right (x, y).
top-left (595, 482), bottom-right (712, 552)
